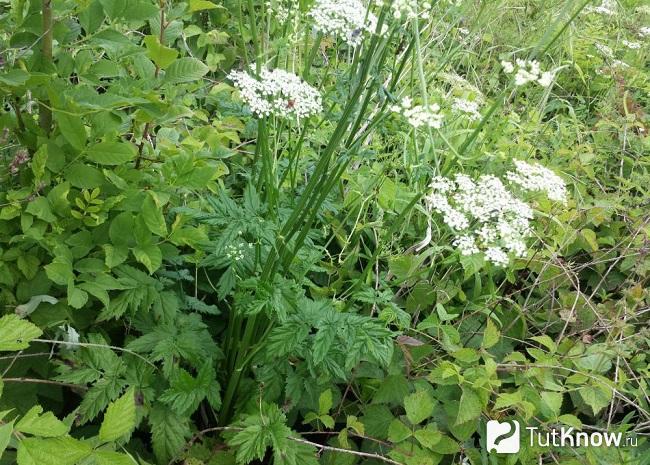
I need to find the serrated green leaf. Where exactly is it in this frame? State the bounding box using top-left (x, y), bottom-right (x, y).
top-left (99, 387), bottom-right (136, 442)
top-left (404, 391), bottom-right (434, 425)
top-left (456, 387), bottom-right (481, 425)
top-left (149, 404), bottom-right (191, 463)
top-left (482, 318), bottom-right (500, 349)
top-left (0, 420), bottom-right (14, 458)
top-left (17, 437), bottom-right (92, 465)
top-left (0, 315), bottom-right (43, 351)
top-left (15, 406), bottom-right (68, 437)
top-left (87, 141), bottom-right (137, 165)
top-left (387, 419), bottom-right (411, 443)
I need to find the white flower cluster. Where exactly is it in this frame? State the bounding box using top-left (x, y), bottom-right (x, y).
top-left (227, 66), bottom-right (322, 119)
top-left (265, 0), bottom-right (291, 22)
top-left (501, 59), bottom-right (555, 87)
top-left (506, 159), bottom-right (568, 204)
top-left (425, 174), bottom-right (533, 266)
top-left (639, 27), bottom-right (650, 39)
top-left (452, 97), bottom-right (482, 121)
top-left (584, 0), bottom-right (616, 16)
top-left (424, 162), bottom-right (567, 267)
top-left (308, 0), bottom-right (378, 46)
top-left (621, 40), bottom-right (641, 50)
top-left (595, 43), bottom-right (614, 58)
top-left (389, 0), bottom-right (431, 21)
top-left (225, 242), bottom-right (253, 261)
top-left (390, 97), bottom-right (443, 129)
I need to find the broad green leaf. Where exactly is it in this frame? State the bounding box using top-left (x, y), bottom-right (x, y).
top-left (87, 141), bottom-right (137, 165)
top-left (413, 424), bottom-right (442, 450)
top-left (404, 391), bottom-right (434, 425)
top-left (0, 69), bottom-right (30, 86)
top-left (456, 388), bottom-right (481, 425)
top-left (99, 387), bottom-right (136, 442)
top-left (133, 244), bottom-right (162, 274)
top-left (318, 389), bottom-right (332, 415)
top-left (482, 318), bottom-right (500, 349)
top-left (0, 315), bottom-right (43, 351)
top-left (65, 163), bottom-right (105, 189)
top-left (17, 437), bottom-right (92, 465)
top-left (15, 406), bottom-right (68, 437)
top-left (164, 57), bottom-right (209, 84)
top-left (189, 0), bottom-right (219, 11)
top-left (0, 420), bottom-right (14, 458)
top-left (143, 35), bottom-right (178, 69)
top-left (141, 193), bottom-right (167, 237)
top-left (93, 450), bottom-right (136, 465)
top-left (541, 391), bottom-right (563, 417)
top-left (25, 197), bottom-right (56, 222)
top-left (54, 112), bottom-right (86, 151)
top-left (387, 419), bottom-right (411, 443)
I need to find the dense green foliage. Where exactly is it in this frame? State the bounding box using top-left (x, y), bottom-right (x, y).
top-left (0, 0), bottom-right (649, 464)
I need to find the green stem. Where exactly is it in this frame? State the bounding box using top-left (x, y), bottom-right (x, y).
top-left (39, 0), bottom-right (53, 134)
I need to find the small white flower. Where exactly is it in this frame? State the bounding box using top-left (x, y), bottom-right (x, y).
top-left (595, 43), bottom-right (614, 58)
top-left (503, 58), bottom-right (556, 88)
top-left (452, 97), bottom-right (482, 120)
top-left (389, 0), bottom-right (431, 21)
top-left (639, 27), bottom-right (650, 38)
top-left (308, 0), bottom-right (379, 46)
top-left (485, 247), bottom-right (509, 267)
top-left (392, 98), bottom-right (443, 129)
top-left (228, 66), bottom-right (322, 120)
top-left (506, 159), bottom-right (567, 204)
top-left (622, 40), bottom-right (641, 49)
top-left (584, 0), bottom-right (616, 16)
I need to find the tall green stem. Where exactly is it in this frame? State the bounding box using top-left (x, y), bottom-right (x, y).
top-left (39, 0), bottom-right (53, 134)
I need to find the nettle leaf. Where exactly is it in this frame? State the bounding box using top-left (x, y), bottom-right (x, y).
top-left (86, 141), bottom-right (137, 165)
top-left (15, 406), bottom-right (68, 437)
top-left (143, 35), bottom-right (178, 69)
top-left (99, 387), bottom-right (136, 442)
top-left (0, 315), bottom-right (43, 351)
top-left (164, 57), bottom-right (209, 84)
top-left (92, 450), bottom-right (137, 465)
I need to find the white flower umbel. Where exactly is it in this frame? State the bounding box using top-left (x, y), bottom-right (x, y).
top-left (622, 40), bottom-right (641, 49)
top-left (308, 0), bottom-right (378, 46)
top-left (638, 27), bottom-right (650, 39)
top-left (390, 0), bottom-right (431, 21)
top-left (424, 174), bottom-right (535, 266)
top-left (584, 0), bottom-right (616, 16)
top-left (227, 66), bottom-right (322, 119)
top-left (390, 97), bottom-right (443, 129)
top-left (452, 97), bottom-right (482, 120)
top-left (506, 160), bottom-right (568, 204)
top-left (501, 59), bottom-right (556, 88)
